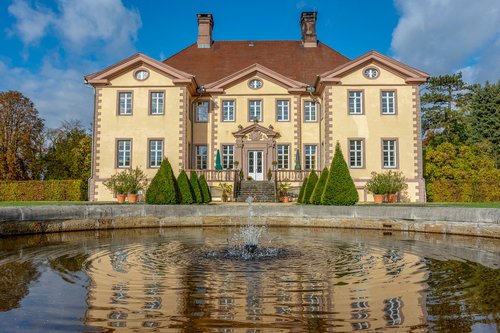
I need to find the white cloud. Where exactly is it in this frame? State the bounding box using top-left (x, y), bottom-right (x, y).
top-left (0, 59), bottom-right (93, 129)
top-left (4, 0), bottom-right (143, 128)
top-left (8, 0), bottom-right (54, 44)
top-left (391, 0), bottom-right (500, 83)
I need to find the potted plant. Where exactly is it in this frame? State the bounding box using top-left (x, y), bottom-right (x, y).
top-left (217, 182), bottom-right (233, 202)
top-left (365, 172), bottom-right (389, 204)
top-left (267, 168), bottom-right (273, 181)
top-left (272, 160), bottom-right (278, 169)
top-left (385, 171), bottom-right (407, 203)
top-left (233, 161), bottom-right (239, 170)
top-left (124, 167), bottom-right (148, 204)
top-left (278, 181), bottom-right (292, 202)
top-left (103, 172), bottom-right (128, 203)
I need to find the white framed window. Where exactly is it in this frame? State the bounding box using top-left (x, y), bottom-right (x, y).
top-left (149, 140), bottom-right (163, 168)
top-left (222, 100), bottom-right (235, 122)
top-left (349, 91), bottom-right (363, 114)
top-left (349, 139), bottom-right (364, 168)
top-left (381, 91), bottom-right (396, 114)
top-left (150, 92), bottom-right (164, 115)
top-left (248, 100), bottom-right (262, 122)
top-left (304, 145), bottom-right (317, 170)
top-left (222, 145), bottom-right (234, 169)
top-left (119, 92), bottom-right (132, 115)
top-left (382, 139), bottom-right (398, 168)
top-left (276, 100), bottom-right (290, 122)
top-left (194, 101), bottom-right (209, 122)
top-left (196, 145), bottom-right (208, 169)
top-left (304, 101), bottom-right (317, 122)
top-left (117, 140), bottom-right (131, 168)
top-left (277, 144), bottom-right (290, 169)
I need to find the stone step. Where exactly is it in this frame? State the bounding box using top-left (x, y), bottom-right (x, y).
top-left (236, 180), bottom-right (276, 202)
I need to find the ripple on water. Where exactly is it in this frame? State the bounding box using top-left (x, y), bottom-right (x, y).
top-left (0, 227), bottom-right (498, 332)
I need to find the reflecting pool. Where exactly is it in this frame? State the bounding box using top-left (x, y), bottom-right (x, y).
top-left (0, 227), bottom-right (498, 332)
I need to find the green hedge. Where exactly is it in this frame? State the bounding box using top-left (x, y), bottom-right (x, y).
top-left (0, 180), bottom-right (86, 201)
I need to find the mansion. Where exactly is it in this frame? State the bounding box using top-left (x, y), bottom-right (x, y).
top-left (85, 12), bottom-right (428, 202)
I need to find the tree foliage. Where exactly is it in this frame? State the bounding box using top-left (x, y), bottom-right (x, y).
top-left (190, 171), bottom-right (203, 203)
top-left (297, 176), bottom-right (308, 203)
top-left (177, 170), bottom-right (194, 204)
top-left (466, 81), bottom-right (500, 166)
top-left (302, 170), bottom-right (318, 204)
top-left (421, 73), bottom-right (472, 146)
top-left (310, 167), bottom-right (329, 204)
top-left (424, 143), bottom-right (500, 202)
top-left (199, 174), bottom-right (211, 203)
top-left (44, 120), bottom-right (91, 181)
top-left (0, 91), bottom-right (45, 180)
top-left (321, 142), bottom-right (359, 205)
top-left (145, 158), bottom-right (179, 204)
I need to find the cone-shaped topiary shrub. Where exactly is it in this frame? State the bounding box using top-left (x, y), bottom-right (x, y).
top-left (146, 158), bottom-right (180, 204)
top-left (189, 171), bottom-right (203, 204)
top-left (297, 176), bottom-right (308, 204)
top-left (321, 142), bottom-right (359, 205)
top-left (310, 167), bottom-right (329, 204)
top-left (177, 170), bottom-right (195, 204)
top-left (199, 174), bottom-right (211, 203)
top-left (303, 170), bottom-right (318, 204)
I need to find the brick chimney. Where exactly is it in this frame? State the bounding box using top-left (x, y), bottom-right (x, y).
top-left (300, 12), bottom-right (317, 48)
top-left (197, 14), bottom-right (214, 48)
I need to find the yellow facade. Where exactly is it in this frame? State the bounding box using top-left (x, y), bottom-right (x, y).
top-left (85, 14), bottom-right (428, 203)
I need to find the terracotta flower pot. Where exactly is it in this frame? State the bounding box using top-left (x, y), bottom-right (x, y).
top-left (127, 194), bottom-right (138, 204)
top-left (117, 194), bottom-right (126, 204)
top-left (387, 194), bottom-right (397, 203)
top-left (373, 194), bottom-right (384, 204)
top-left (282, 196), bottom-right (290, 203)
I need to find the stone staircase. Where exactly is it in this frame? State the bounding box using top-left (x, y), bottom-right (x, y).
top-left (236, 180), bottom-right (277, 202)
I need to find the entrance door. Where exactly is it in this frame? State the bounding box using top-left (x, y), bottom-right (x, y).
top-left (248, 151), bottom-right (264, 180)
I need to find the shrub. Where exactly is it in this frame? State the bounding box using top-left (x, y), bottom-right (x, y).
top-left (190, 171), bottom-right (203, 203)
top-left (303, 170), bottom-right (318, 204)
top-left (297, 176), bottom-right (308, 203)
top-left (145, 158), bottom-right (179, 204)
top-left (321, 142), bottom-right (359, 205)
top-left (365, 172), bottom-right (390, 195)
top-left (177, 170), bottom-right (195, 204)
top-left (0, 180), bottom-right (85, 201)
top-left (310, 167), bottom-right (329, 204)
top-left (199, 175), bottom-right (211, 203)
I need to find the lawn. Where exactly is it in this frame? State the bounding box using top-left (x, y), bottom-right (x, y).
top-left (0, 201), bottom-right (498, 208)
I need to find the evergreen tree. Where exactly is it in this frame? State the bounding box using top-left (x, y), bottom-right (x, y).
top-left (421, 73), bottom-right (472, 146)
top-left (297, 176), bottom-right (308, 204)
top-left (321, 142), bottom-right (359, 205)
top-left (177, 170), bottom-right (195, 204)
top-left (145, 158), bottom-right (180, 204)
top-left (467, 81), bottom-right (500, 166)
top-left (310, 167), bottom-right (329, 204)
top-left (302, 170), bottom-right (318, 204)
top-left (189, 171), bottom-right (203, 203)
top-left (199, 174), bottom-right (211, 203)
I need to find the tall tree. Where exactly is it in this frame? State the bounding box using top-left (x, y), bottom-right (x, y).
top-left (44, 120), bottom-right (91, 180)
top-left (0, 91), bottom-right (45, 180)
top-left (421, 73), bottom-right (472, 146)
top-left (466, 81), bottom-right (500, 167)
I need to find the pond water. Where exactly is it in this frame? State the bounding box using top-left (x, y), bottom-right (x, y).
top-left (0, 227), bottom-right (498, 333)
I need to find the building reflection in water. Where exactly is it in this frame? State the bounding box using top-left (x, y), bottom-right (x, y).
top-left (84, 237), bottom-right (427, 332)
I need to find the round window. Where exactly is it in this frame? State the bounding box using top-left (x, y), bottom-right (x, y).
top-left (248, 79), bottom-right (263, 89)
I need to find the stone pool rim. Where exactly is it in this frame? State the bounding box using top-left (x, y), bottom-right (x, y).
top-left (0, 204), bottom-right (499, 238)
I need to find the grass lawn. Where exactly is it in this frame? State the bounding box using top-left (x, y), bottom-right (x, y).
top-left (0, 201), bottom-right (498, 208)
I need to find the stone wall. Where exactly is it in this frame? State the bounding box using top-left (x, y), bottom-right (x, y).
top-left (0, 205), bottom-right (498, 238)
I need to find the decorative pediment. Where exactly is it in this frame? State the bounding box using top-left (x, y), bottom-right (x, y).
top-left (84, 52), bottom-right (194, 85)
top-left (232, 123), bottom-right (280, 141)
top-left (204, 63), bottom-right (307, 93)
top-left (319, 50), bottom-right (429, 85)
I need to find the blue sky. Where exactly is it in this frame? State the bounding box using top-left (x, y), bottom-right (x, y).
top-left (0, 0), bottom-right (499, 128)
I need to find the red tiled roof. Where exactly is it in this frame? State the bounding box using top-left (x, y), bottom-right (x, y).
top-left (163, 41), bottom-right (350, 86)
